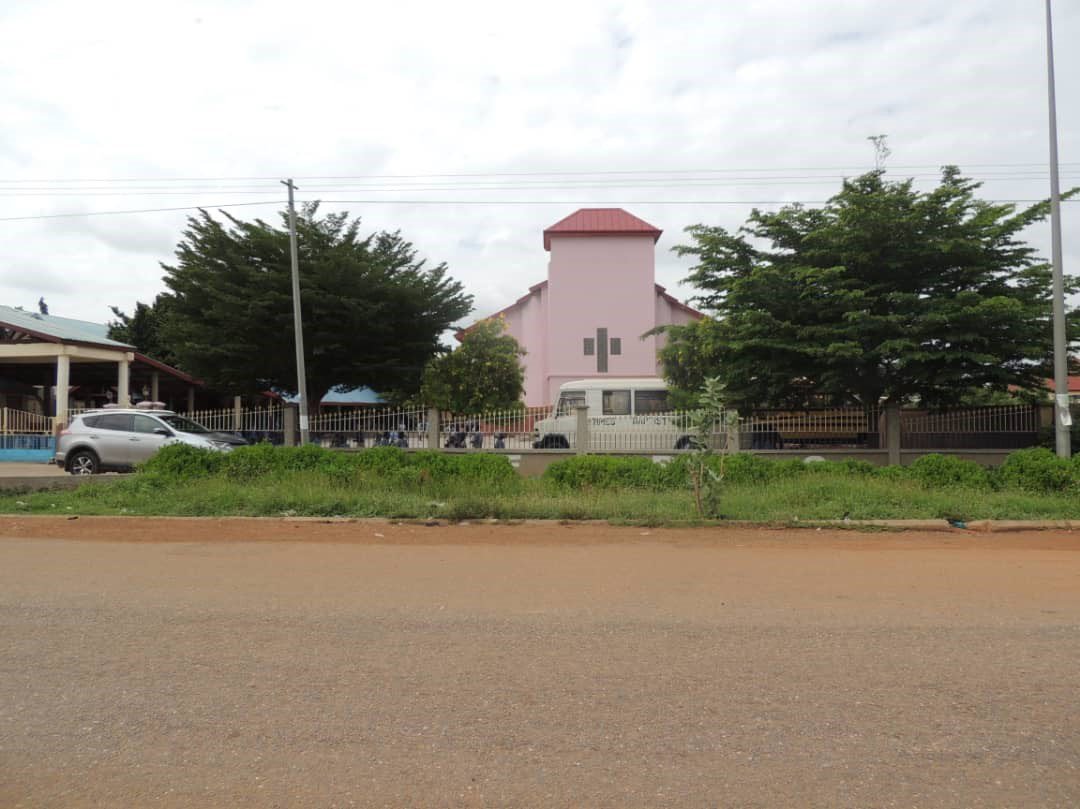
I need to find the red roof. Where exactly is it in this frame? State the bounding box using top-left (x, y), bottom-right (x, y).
top-left (1044, 376), bottom-right (1080, 393)
top-left (543, 208), bottom-right (662, 251)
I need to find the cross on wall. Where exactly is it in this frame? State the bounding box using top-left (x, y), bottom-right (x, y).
top-left (583, 327), bottom-right (622, 373)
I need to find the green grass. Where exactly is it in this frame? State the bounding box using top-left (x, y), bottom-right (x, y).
top-left (4, 467), bottom-right (1080, 524)
top-left (4, 444), bottom-right (1078, 524)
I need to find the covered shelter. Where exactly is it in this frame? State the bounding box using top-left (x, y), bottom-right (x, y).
top-left (0, 305), bottom-right (205, 424)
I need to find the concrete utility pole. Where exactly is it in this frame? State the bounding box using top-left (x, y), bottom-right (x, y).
top-left (1045, 0), bottom-right (1072, 458)
top-left (282, 179), bottom-right (311, 445)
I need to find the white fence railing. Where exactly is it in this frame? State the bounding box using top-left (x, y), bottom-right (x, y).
top-left (7, 401), bottom-right (1039, 453)
top-left (440, 406), bottom-right (554, 450)
top-left (307, 405), bottom-right (431, 449)
top-left (1, 407), bottom-right (54, 435)
top-left (0, 407), bottom-right (57, 450)
top-left (180, 404), bottom-right (286, 433)
top-left (303, 406), bottom-right (557, 450)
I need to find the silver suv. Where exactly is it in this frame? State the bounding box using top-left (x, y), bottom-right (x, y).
top-left (56, 407), bottom-right (239, 474)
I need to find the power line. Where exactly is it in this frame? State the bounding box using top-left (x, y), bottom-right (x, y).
top-left (0, 200), bottom-right (279, 222)
top-left (1, 162), bottom-right (1079, 185)
top-left (0, 193), bottom-right (1074, 224)
top-left (0, 172), bottom-right (1078, 196)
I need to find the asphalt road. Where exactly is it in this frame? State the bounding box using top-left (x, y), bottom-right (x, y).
top-left (2, 519), bottom-right (1079, 808)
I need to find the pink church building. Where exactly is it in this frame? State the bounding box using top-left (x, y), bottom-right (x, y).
top-left (467, 208), bottom-right (703, 406)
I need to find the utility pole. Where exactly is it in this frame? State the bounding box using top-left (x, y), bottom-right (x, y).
top-left (282, 179), bottom-right (311, 445)
top-left (1045, 0), bottom-right (1072, 458)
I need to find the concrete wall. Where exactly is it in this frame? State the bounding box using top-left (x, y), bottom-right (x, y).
top-left (438, 448), bottom-right (1023, 478)
top-left (653, 291), bottom-right (700, 370)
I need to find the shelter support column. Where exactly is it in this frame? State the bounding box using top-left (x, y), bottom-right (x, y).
top-left (55, 353), bottom-right (70, 426)
top-left (233, 395), bottom-right (243, 432)
top-left (186, 387), bottom-right (196, 413)
top-left (117, 358), bottom-right (131, 407)
top-left (150, 371), bottom-right (160, 403)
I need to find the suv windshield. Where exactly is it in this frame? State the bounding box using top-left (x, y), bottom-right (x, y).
top-left (157, 414), bottom-right (210, 434)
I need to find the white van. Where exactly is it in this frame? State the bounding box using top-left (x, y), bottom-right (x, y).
top-left (532, 378), bottom-right (696, 450)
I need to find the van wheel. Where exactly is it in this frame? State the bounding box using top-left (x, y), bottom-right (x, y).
top-left (68, 450), bottom-right (99, 475)
top-left (535, 434), bottom-right (570, 449)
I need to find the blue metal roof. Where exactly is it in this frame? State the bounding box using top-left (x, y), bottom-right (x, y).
top-left (283, 386), bottom-right (384, 405)
top-left (322, 387), bottom-right (384, 405)
top-left (0, 305), bottom-right (133, 349)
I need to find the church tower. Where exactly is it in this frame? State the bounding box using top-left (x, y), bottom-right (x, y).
top-left (542, 209), bottom-right (664, 403)
top-left (463, 208), bottom-right (701, 406)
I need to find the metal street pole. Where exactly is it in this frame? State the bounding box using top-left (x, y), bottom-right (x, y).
top-left (282, 178), bottom-right (311, 445)
top-left (1045, 0), bottom-right (1071, 458)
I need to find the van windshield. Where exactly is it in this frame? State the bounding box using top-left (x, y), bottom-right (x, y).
top-left (556, 391), bottom-right (586, 416)
top-left (157, 414), bottom-right (210, 434)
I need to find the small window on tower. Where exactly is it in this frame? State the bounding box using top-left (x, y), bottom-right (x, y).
top-left (583, 338), bottom-right (595, 356)
top-left (610, 338), bottom-right (621, 356)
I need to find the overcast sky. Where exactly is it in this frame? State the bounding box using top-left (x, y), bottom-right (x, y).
top-left (1, 0), bottom-right (1077, 331)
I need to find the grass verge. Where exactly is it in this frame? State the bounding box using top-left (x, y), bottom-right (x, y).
top-left (3, 467), bottom-right (1080, 523)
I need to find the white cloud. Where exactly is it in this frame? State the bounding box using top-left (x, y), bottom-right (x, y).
top-left (0, 0), bottom-right (1076, 330)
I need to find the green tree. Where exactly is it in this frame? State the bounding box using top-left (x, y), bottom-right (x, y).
top-left (661, 167), bottom-right (1079, 410)
top-left (108, 295), bottom-right (179, 367)
top-left (158, 205), bottom-right (473, 403)
top-left (420, 318), bottom-right (525, 412)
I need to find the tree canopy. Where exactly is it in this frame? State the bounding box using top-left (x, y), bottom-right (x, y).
top-left (420, 318), bottom-right (525, 412)
top-left (108, 295), bottom-right (178, 367)
top-left (660, 167), bottom-right (1078, 410)
top-left (152, 205), bottom-right (472, 403)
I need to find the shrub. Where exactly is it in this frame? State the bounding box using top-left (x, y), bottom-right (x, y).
top-left (998, 448), bottom-right (1076, 493)
top-left (408, 451), bottom-right (517, 484)
top-left (137, 443), bottom-right (517, 487)
top-left (716, 453), bottom-right (776, 485)
top-left (544, 455), bottom-right (671, 490)
top-left (907, 454), bottom-right (990, 490)
top-left (351, 445), bottom-right (411, 476)
top-left (218, 443), bottom-right (333, 479)
top-left (138, 443), bottom-right (224, 479)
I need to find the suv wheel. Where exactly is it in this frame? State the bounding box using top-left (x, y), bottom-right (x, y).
top-left (68, 450), bottom-right (100, 475)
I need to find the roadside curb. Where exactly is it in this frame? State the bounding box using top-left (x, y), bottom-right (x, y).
top-left (800, 519), bottom-right (1077, 532)
top-left (0, 513), bottom-right (1075, 532)
top-left (0, 474), bottom-right (132, 492)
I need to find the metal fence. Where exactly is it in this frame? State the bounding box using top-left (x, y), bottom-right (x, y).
top-left (439, 406), bottom-right (554, 450)
top-left (1, 406), bottom-right (53, 435)
top-left (579, 411), bottom-right (728, 452)
top-left (308, 405), bottom-right (431, 449)
top-left (193, 403), bottom-right (1040, 452)
top-left (12, 401), bottom-right (1043, 454)
top-left (901, 405), bottom-right (1040, 449)
top-left (303, 406), bottom-right (558, 450)
top-left (181, 404), bottom-right (286, 432)
top-left (179, 404), bottom-right (287, 444)
top-left (0, 407), bottom-right (56, 451)
top-left (741, 408), bottom-right (881, 450)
